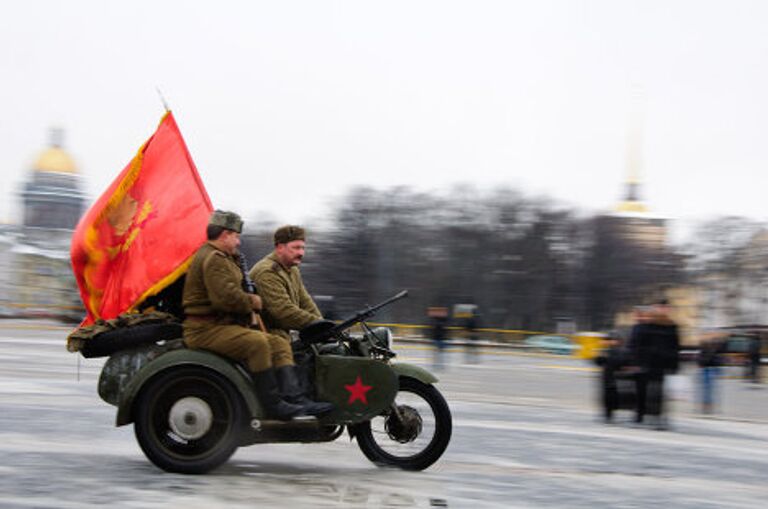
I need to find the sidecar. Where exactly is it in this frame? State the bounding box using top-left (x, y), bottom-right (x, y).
top-left (95, 324), bottom-right (451, 474)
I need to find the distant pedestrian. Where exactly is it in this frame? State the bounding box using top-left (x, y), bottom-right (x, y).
top-left (746, 334), bottom-right (762, 384)
top-left (463, 312), bottom-right (480, 364)
top-left (428, 307), bottom-right (449, 370)
top-left (698, 336), bottom-right (724, 414)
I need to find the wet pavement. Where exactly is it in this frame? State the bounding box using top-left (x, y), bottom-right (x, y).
top-left (1, 321), bottom-right (767, 508)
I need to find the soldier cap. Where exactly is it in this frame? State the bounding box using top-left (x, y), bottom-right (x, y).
top-left (274, 225), bottom-right (305, 245)
top-left (209, 210), bottom-right (243, 233)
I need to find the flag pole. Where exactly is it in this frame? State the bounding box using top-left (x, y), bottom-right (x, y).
top-left (155, 87), bottom-right (170, 112)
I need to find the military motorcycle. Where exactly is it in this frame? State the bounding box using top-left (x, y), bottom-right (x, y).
top-left (94, 290), bottom-right (452, 474)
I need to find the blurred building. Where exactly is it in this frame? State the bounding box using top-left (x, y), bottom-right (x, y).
top-left (590, 121), bottom-right (696, 336)
top-left (695, 229), bottom-right (768, 329)
top-left (0, 229), bottom-right (19, 316)
top-left (0, 128), bottom-right (86, 320)
top-left (21, 128), bottom-right (85, 229)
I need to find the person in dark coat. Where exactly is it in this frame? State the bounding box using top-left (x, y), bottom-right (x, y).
top-left (628, 300), bottom-right (680, 429)
top-left (594, 332), bottom-right (628, 422)
top-left (746, 334), bottom-right (762, 384)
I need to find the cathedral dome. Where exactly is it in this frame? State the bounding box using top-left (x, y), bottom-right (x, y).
top-left (32, 127), bottom-right (77, 175)
top-left (21, 127), bottom-right (86, 230)
top-left (33, 146), bottom-right (78, 174)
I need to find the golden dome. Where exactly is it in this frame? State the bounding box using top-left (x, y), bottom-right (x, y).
top-left (615, 199), bottom-right (648, 214)
top-left (33, 146), bottom-right (78, 174)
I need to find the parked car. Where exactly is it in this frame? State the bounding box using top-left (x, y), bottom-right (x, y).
top-left (721, 334), bottom-right (754, 365)
top-left (524, 334), bottom-right (579, 355)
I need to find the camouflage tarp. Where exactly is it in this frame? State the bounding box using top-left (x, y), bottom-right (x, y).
top-left (67, 311), bottom-right (179, 353)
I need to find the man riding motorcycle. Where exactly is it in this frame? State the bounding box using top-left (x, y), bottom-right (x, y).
top-left (182, 211), bottom-right (332, 419)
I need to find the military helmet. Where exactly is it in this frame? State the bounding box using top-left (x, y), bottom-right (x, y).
top-left (209, 210), bottom-right (243, 233)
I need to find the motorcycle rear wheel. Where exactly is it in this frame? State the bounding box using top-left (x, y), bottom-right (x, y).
top-left (355, 376), bottom-right (451, 470)
top-left (134, 366), bottom-right (244, 474)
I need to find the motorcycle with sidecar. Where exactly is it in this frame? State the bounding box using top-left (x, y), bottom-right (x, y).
top-left (93, 290), bottom-right (452, 473)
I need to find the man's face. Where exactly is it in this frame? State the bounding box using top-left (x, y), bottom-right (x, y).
top-left (635, 308), bottom-right (650, 322)
top-left (276, 240), bottom-right (306, 268)
top-left (220, 230), bottom-right (241, 255)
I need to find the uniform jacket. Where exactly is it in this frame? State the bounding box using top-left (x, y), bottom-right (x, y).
top-left (249, 251), bottom-right (322, 339)
top-left (182, 242), bottom-right (252, 325)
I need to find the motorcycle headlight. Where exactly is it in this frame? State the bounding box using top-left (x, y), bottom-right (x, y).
top-left (369, 327), bottom-right (393, 349)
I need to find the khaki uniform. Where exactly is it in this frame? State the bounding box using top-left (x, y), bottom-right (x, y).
top-left (249, 251), bottom-right (322, 341)
top-left (182, 242), bottom-right (292, 372)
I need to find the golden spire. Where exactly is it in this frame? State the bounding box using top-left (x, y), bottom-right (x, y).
top-left (616, 105), bottom-right (648, 214)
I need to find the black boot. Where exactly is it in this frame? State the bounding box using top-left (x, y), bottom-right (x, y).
top-left (252, 369), bottom-right (312, 421)
top-left (276, 365), bottom-right (335, 416)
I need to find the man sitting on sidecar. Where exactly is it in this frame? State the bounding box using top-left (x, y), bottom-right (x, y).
top-left (182, 210), bottom-right (332, 420)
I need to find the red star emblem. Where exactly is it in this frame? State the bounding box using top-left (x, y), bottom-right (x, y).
top-left (345, 375), bottom-right (373, 405)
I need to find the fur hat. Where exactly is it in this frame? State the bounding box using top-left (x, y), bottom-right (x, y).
top-left (209, 210), bottom-right (243, 233)
top-left (274, 225), bottom-right (305, 245)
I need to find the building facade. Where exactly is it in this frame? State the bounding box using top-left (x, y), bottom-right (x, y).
top-left (0, 129), bottom-right (86, 320)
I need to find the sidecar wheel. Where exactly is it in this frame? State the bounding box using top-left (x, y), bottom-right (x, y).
top-left (134, 366), bottom-right (244, 474)
top-left (355, 377), bottom-right (451, 471)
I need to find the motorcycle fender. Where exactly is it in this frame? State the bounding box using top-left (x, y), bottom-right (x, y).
top-left (315, 356), bottom-right (398, 424)
top-left (115, 349), bottom-right (263, 426)
top-left (346, 363), bottom-right (439, 441)
top-left (391, 362), bottom-right (439, 385)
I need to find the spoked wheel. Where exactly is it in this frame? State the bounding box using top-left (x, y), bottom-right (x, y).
top-left (355, 377), bottom-right (451, 470)
top-left (133, 366), bottom-right (244, 474)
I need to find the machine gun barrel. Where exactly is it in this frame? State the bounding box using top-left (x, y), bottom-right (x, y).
top-left (330, 290), bottom-right (409, 335)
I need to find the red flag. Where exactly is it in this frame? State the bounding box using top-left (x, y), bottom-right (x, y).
top-left (71, 112), bottom-right (213, 326)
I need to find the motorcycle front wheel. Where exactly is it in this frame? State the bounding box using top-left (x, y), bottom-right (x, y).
top-left (133, 366), bottom-right (244, 474)
top-left (355, 376), bottom-right (452, 470)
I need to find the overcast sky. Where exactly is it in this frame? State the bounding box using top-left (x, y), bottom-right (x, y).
top-left (1, 1), bottom-right (767, 242)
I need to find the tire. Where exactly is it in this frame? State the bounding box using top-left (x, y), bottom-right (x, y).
top-left (81, 323), bottom-right (182, 358)
top-left (133, 366), bottom-right (243, 474)
top-left (355, 377), bottom-right (452, 471)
